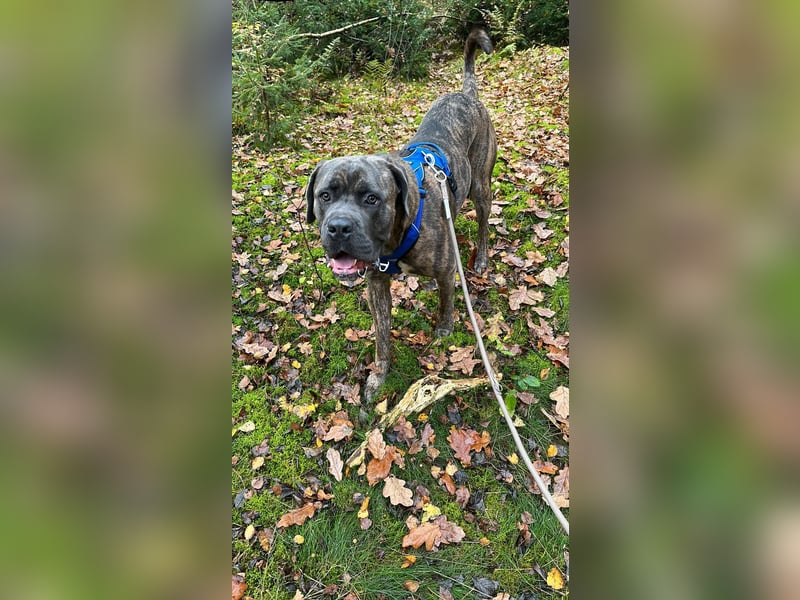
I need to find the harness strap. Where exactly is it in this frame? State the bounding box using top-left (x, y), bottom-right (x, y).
top-left (375, 143), bottom-right (454, 274)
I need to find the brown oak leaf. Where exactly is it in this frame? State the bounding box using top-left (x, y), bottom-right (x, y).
top-left (436, 516), bottom-right (466, 546)
top-left (235, 331), bottom-right (278, 363)
top-left (326, 447), bottom-right (343, 482)
top-left (402, 516), bottom-right (465, 552)
top-left (393, 416), bottom-right (417, 445)
top-left (276, 502), bottom-right (317, 528)
top-left (533, 459), bottom-right (559, 475)
top-left (447, 426), bottom-right (483, 466)
top-left (455, 486), bottom-right (470, 509)
top-left (366, 445), bottom-right (404, 485)
top-left (322, 411), bottom-right (354, 442)
top-left (532, 222), bottom-right (554, 239)
top-left (547, 348), bottom-right (570, 369)
top-left (549, 386), bottom-right (569, 420)
top-left (553, 466), bottom-right (569, 508)
top-left (366, 428), bottom-right (386, 460)
top-left (420, 423), bottom-right (436, 446)
top-left (401, 520), bottom-right (441, 551)
top-left (508, 286), bottom-right (545, 311)
top-left (448, 346), bottom-right (480, 375)
top-left (366, 454), bottom-right (393, 486)
top-left (470, 430), bottom-right (491, 453)
top-left (257, 528), bottom-right (274, 552)
top-left (537, 267), bottom-right (559, 286)
top-left (383, 475), bottom-right (414, 507)
top-left (440, 472), bottom-right (456, 495)
top-left (232, 574), bottom-right (247, 600)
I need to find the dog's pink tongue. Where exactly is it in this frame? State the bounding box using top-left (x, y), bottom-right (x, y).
top-left (329, 254), bottom-right (362, 275)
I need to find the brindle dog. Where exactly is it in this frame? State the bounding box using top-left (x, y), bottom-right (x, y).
top-left (306, 29), bottom-right (496, 400)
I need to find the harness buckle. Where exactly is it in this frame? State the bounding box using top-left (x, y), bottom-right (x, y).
top-left (375, 259), bottom-right (391, 273)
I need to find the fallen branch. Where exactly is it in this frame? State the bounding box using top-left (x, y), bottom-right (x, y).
top-left (286, 17), bottom-right (380, 41)
top-left (346, 375), bottom-right (488, 469)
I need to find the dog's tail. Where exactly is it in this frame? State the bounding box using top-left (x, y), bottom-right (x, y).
top-left (462, 28), bottom-right (493, 98)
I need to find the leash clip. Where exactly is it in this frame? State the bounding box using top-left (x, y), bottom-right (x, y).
top-left (422, 150), bottom-right (449, 183)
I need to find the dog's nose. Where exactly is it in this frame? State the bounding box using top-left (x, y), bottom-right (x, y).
top-left (326, 217), bottom-right (354, 240)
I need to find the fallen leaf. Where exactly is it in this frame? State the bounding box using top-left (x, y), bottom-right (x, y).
top-left (550, 386), bottom-right (569, 419)
top-left (232, 574), bottom-right (247, 600)
top-left (276, 503), bottom-right (316, 528)
top-left (473, 578), bottom-right (499, 597)
top-left (403, 580), bottom-right (420, 593)
top-left (279, 397), bottom-right (318, 420)
top-left (367, 445), bottom-right (401, 486)
top-left (547, 444), bottom-right (558, 458)
top-left (421, 503), bottom-right (442, 522)
top-left (383, 475), bottom-right (414, 507)
top-left (237, 421), bottom-right (256, 433)
top-left (440, 472), bottom-right (456, 495)
top-left (392, 416), bottom-right (417, 445)
top-left (293, 534), bottom-right (305, 544)
top-left (413, 423), bottom-right (432, 446)
top-left (455, 486), bottom-right (470, 509)
top-left (402, 516), bottom-right (465, 552)
top-left (322, 420), bottom-right (354, 442)
top-left (401, 520), bottom-right (441, 551)
top-left (326, 447), bottom-right (343, 482)
top-left (533, 222), bottom-right (555, 239)
top-left (447, 426), bottom-right (487, 466)
top-left (235, 331), bottom-right (278, 363)
top-left (547, 567), bottom-right (565, 590)
top-left (238, 375), bottom-right (251, 390)
top-left (534, 459), bottom-right (559, 475)
top-left (508, 286), bottom-right (545, 311)
top-left (357, 496), bottom-right (370, 519)
top-left (470, 430), bottom-right (491, 453)
top-left (537, 267), bottom-right (559, 286)
top-left (439, 587), bottom-right (455, 600)
top-left (244, 524), bottom-right (256, 541)
top-left (366, 428), bottom-right (386, 460)
top-left (251, 456), bottom-right (265, 470)
top-left (401, 554), bottom-right (417, 569)
top-left (553, 466), bottom-right (570, 508)
top-left (436, 516), bottom-right (466, 546)
top-left (448, 345), bottom-right (481, 375)
top-left (256, 528), bottom-right (274, 552)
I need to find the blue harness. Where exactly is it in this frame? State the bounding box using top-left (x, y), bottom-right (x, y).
top-left (375, 143), bottom-right (455, 274)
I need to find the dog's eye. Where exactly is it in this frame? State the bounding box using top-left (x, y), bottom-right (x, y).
top-left (365, 194), bottom-right (379, 205)
top-left (319, 192), bottom-right (331, 202)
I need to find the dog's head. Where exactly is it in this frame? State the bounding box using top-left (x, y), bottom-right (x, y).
top-left (305, 154), bottom-right (414, 279)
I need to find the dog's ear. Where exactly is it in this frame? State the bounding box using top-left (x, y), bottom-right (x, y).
top-left (385, 157), bottom-right (410, 218)
top-left (305, 161), bottom-right (326, 224)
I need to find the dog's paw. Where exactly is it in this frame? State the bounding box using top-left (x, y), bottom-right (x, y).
top-left (435, 326), bottom-right (453, 338)
top-left (473, 253), bottom-right (489, 274)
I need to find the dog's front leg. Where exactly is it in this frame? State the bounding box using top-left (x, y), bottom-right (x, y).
top-left (364, 271), bottom-right (392, 401)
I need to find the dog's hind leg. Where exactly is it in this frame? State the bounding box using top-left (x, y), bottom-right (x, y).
top-left (469, 177), bottom-right (493, 274)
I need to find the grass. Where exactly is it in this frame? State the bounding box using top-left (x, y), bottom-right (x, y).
top-left (233, 45), bottom-right (570, 598)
